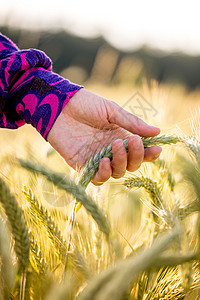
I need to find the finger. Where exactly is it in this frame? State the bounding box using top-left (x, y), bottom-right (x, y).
top-left (143, 145), bottom-right (162, 162)
top-left (107, 101), bottom-right (160, 137)
top-left (127, 135), bottom-right (144, 172)
top-left (111, 139), bottom-right (127, 179)
top-left (92, 157), bottom-right (112, 186)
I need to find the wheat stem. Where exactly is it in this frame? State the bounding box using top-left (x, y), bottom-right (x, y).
top-left (19, 160), bottom-right (111, 237)
top-left (77, 228), bottom-right (179, 300)
top-left (20, 271), bottom-right (26, 300)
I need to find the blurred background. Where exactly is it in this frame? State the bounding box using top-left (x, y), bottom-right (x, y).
top-left (1, 0), bottom-right (200, 89)
top-left (0, 0), bottom-right (200, 160)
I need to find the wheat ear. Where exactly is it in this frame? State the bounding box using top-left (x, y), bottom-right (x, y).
top-left (19, 160), bottom-right (111, 237)
top-left (0, 217), bottom-right (16, 299)
top-left (124, 175), bottom-right (163, 206)
top-left (73, 135), bottom-right (178, 231)
top-left (123, 175), bottom-right (178, 228)
top-left (30, 235), bottom-right (47, 274)
top-left (178, 198), bottom-right (200, 219)
top-left (183, 136), bottom-right (200, 166)
top-left (23, 187), bottom-right (67, 262)
top-left (79, 135), bottom-right (179, 188)
top-left (77, 228), bottom-right (179, 300)
top-left (0, 178), bottom-right (29, 270)
top-left (153, 158), bottom-right (176, 192)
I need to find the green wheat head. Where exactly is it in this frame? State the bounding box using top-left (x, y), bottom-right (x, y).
top-left (0, 178), bottom-right (29, 270)
top-left (79, 135), bottom-right (180, 188)
top-left (23, 187), bottom-right (67, 262)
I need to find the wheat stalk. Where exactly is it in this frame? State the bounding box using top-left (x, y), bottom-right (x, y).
top-left (79, 135), bottom-right (179, 188)
top-left (77, 228), bottom-right (180, 300)
top-left (0, 178), bottom-right (30, 270)
top-left (74, 135), bottom-right (179, 235)
top-left (19, 160), bottom-right (111, 237)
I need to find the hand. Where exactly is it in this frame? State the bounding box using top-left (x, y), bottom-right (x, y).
top-left (47, 88), bottom-right (162, 185)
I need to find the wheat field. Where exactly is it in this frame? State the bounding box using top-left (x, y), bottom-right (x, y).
top-left (0, 81), bottom-right (200, 300)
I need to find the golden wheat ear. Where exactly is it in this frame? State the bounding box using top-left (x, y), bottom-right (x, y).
top-left (0, 178), bottom-right (30, 271)
top-left (30, 234), bottom-right (47, 274)
top-left (23, 187), bottom-right (67, 262)
top-left (76, 228), bottom-right (180, 300)
top-left (0, 178), bottom-right (30, 300)
top-left (0, 217), bottom-right (17, 299)
top-left (183, 135), bottom-right (200, 166)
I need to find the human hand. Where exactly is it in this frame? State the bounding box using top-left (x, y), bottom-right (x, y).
top-left (47, 88), bottom-right (162, 185)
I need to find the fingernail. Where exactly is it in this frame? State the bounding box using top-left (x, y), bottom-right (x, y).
top-left (153, 153), bottom-right (160, 160)
top-left (149, 126), bottom-right (160, 133)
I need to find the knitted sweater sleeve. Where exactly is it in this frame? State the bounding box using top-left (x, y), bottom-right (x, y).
top-left (0, 33), bottom-right (83, 140)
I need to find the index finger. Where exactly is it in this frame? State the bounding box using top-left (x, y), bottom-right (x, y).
top-left (107, 101), bottom-right (160, 137)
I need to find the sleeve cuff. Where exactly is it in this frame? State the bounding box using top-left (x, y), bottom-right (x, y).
top-left (8, 68), bottom-right (83, 140)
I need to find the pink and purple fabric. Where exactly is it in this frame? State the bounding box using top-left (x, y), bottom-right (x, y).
top-left (0, 33), bottom-right (82, 140)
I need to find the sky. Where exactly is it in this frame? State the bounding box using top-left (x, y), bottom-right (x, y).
top-left (1, 0), bottom-right (200, 54)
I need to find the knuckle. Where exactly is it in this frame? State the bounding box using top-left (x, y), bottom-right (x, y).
top-left (112, 169), bottom-right (126, 179)
top-left (92, 181), bottom-right (103, 186)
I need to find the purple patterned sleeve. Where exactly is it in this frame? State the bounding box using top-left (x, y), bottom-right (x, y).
top-left (0, 33), bottom-right (83, 140)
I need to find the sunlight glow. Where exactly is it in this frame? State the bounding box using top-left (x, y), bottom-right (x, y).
top-left (1, 0), bottom-right (200, 54)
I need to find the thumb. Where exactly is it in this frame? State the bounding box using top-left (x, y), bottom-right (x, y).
top-left (107, 101), bottom-right (160, 137)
